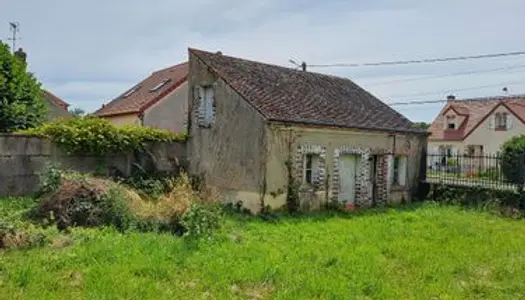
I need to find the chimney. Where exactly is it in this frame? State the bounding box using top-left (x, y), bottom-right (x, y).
top-left (447, 95), bottom-right (456, 101)
top-left (216, 51), bottom-right (222, 55)
top-left (14, 47), bottom-right (27, 63)
top-left (301, 62), bottom-right (307, 72)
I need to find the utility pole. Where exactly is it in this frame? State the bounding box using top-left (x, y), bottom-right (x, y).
top-left (8, 22), bottom-right (20, 53)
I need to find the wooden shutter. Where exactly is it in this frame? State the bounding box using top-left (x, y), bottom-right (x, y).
top-left (507, 114), bottom-right (513, 130)
top-left (488, 115), bottom-right (495, 130)
top-left (386, 155), bottom-right (394, 191)
top-left (398, 157), bottom-right (407, 186)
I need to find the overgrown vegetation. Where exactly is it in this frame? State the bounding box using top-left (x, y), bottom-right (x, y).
top-left (0, 42), bottom-right (47, 132)
top-left (19, 117), bottom-right (187, 155)
top-left (26, 166), bottom-right (223, 239)
top-left (427, 184), bottom-right (525, 218)
top-left (2, 202), bottom-right (525, 299)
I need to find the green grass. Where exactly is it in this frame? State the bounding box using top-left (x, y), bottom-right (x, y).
top-left (2, 199), bottom-right (525, 299)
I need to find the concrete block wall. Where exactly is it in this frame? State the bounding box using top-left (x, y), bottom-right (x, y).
top-left (0, 134), bottom-right (187, 197)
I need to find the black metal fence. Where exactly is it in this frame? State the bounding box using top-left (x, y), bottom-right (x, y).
top-left (426, 153), bottom-right (524, 190)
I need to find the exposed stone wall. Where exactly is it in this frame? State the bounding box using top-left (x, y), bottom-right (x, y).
top-left (0, 134), bottom-right (186, 197)
top-left (186, 51), bottom-right (268, 203)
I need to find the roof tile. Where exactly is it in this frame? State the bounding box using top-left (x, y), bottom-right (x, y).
top-left (95, 62), bottom-right (188, 116)
top-left (190, 49), bottom-right (420, 133)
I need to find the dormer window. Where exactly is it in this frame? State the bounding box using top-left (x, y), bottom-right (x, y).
top-left (495, 112), bottom-right (508, 130)
top-left (446, 116), bottom-right (456, 130)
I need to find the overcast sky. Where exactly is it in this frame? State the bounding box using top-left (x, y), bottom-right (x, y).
top-left (2, 0), bottom-right (525, 122)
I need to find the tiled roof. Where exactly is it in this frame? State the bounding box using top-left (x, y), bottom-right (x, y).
top-left (190, 49), bottom-right (422, 134)
top-left (428, 95), bottom-right (525, 141)
top-left (95, 62), bottom-right (188, 117)
top-left (42, 89), bottom-right (69, 110)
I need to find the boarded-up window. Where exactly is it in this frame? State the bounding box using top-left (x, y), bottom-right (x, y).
top-left (195, 86), bottom-right (215, 127)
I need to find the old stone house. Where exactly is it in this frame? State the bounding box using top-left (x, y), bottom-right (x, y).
top-left (187, 48), bottom-right (428, 212)
top-left (94, 63), bottom-right (189, 132)
top-left (42, 89), bottom-right (72, 121)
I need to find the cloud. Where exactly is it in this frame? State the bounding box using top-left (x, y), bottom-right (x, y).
top-left (1, 0), bottom-right (524, 122)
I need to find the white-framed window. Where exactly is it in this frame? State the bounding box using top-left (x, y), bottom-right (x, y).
top-left (123, 86), bottom-right (140, 98)
top-left (195, 85), bottom-right (215, 128)
top-left (303, 153), bottom-right (321, 185)
top-left (392, 156), bottom-right (407, 186)
top-left (150, 79), bottom-right (171, 92)
top-left (446, 116), bottom-right (456, 130)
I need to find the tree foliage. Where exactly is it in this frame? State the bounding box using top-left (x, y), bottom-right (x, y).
top-left (20, 116), bottom-right (187, 156)
top-left (500, 135), bottom-right (525, 185)
top-left (0, 42), bottom-right (47, 132)
top-left (411, 122), bottom-right (430, 130)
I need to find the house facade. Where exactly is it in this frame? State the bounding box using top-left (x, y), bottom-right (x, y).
top-left (42, 89), bottom-right (72, 121)
top-left (428, 95), bottom-right (525, 157)
top-left (94, 63), bottom-right (189, 133)
top-left (186, 48), bottom-right (428, 212)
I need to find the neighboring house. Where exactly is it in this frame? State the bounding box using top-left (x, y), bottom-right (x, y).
top-left (186, 48), bottom-right (428, 212)
top-left (94, 63), bottom-right (189, 132)
top-left (428, 95), bottom-right (525, 159)
top-left (42, 89), bottom-right (71, 121)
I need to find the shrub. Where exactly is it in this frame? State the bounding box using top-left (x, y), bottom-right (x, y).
top-left (180, 203), bottom-right (223, 238)
top-left (34, 166), bottom-right (223, 237)
top-left (500, 135), bottom-right (525, 185)
top-left (19, 116), bottom-right (187, 156)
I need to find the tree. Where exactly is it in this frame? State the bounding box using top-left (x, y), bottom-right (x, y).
top-left (411, 122), bottom-right (430, 130)
top-left (500, 135), bottom-right (525, 185)
top-left (69, 107), bottom-right (86, 117)
top-left (0, 43), bottom-right (47, 132)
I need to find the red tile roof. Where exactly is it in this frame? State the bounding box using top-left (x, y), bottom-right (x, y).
top-left (42, 89), bottom-right (69, 110)
top-left (190, 49), bottom-right (424, 134)
top-left (95, 62), bottom-right (188, 117)
top-left (429, 95), bottom-right (525, 141)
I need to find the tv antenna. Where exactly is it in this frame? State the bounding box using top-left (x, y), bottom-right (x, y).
top-left (289, 59), bottom-right (307, 71)
top-left (8, 22), bottom-right (20, 53)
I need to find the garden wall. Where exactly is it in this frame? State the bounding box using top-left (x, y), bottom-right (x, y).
top-left (0, 134), bottom-right (187, 197)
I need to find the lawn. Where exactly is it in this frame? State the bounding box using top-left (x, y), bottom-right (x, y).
top-left (1, 199), bottom-right (525, 299)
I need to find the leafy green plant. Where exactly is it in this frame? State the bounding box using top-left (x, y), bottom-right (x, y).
top-left (500, 135), bottom-right (525, 185)
top-left (0, 42), bottom-right (47, 132)
top-left (180, 203), bottom-right (222, 238)
top-left (19, 116), bottom-right (187, 156)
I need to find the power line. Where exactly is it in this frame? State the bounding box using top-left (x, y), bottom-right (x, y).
top-left (362, 64), bottom-right (525, 87)
top-left (388, 93), bottom-right (525, 106)
top-left (308, 51), bottom-right (525, 68)
top-left (387, 80), bottom-right (524, 99)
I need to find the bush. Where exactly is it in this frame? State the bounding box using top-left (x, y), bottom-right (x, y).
top-left (181, 203), bottom-right (223, 238)
top-left (34, 169), bottom-right (137, 231)
top-left (427, 184), bottom-right (525, 218)
top-left (19, 116), bottom-right (187, 156)
top-left (34, 166), bottom-right (223, 237)
top-left (500, 135), bottom-right (525, 185)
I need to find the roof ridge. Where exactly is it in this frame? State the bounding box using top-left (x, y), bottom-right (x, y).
top-left (449, 94), bottom-right (525, 103)
top-left (152, 61), bottom-right (188, 75)
top-left (189, 48), bottom-right (362, 84)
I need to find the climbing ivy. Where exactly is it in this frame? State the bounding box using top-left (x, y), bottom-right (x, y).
top-left (19, 116), bottom-right (187, 156)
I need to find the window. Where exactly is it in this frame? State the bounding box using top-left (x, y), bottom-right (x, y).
top-left (446, 116), bottom-right (456, 129)
top-left (303, 154), bottom-right (320, 185)
top-left (150, 79), bottom-right (171, 92)
top-left (392, 156), bottom-right (407, 186)
top-left (123, 86), bottom-right (140, 98)
top-left (196, 86), bottom-right (215, 127)
top-left (495, 112), bottom-right (508, 130)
